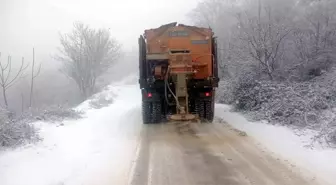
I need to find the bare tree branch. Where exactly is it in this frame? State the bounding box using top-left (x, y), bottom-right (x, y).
top-left (0, 54), bottom-right (29, 108)
top-left (6, 57), bottom-right (29, 89)
top-left (55, 22), bottom-right (121, 100)
top-left (29, 48), bottom-right (42, 107)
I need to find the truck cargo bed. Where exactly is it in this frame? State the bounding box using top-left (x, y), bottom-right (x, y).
top-left (138, 22), bottom-right (219, 124)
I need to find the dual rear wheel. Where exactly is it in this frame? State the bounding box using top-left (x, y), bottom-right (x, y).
top-left (195, 99), bottom-right (214, 123)
top-left (142, 101), bottom-right (162, 124)
top-left (142, 99), bottom-right (214, 124)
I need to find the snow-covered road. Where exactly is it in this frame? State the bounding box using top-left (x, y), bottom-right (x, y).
top-left (0, 79), bottom-right (334, 185)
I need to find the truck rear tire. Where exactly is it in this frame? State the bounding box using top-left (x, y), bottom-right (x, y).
top-left (195, 99), bottom-right (214, 123)
top-left (204, 100), bottom-right (214, 123)
top-left (142, 101), bottom-right (152, 124)
top-left (152, 101), bottom-right (162, 124)
top-left (142, 101), bottom-right (162, 124)
top-left (195, 99), bottom-right (205, 120)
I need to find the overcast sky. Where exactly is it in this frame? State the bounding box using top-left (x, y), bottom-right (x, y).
top-left (0, 0), bottom-right (201, 65)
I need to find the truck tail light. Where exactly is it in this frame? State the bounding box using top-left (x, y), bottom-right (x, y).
top-left (205, 92), bottom-right (211, 97)
top-left (147, 93), bottom-right (152, 98)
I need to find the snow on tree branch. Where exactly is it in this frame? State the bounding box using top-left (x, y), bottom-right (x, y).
top-left (55, 22), bottom-right (122, 100)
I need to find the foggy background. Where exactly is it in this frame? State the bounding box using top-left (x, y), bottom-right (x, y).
top-left (3, 0), bottom-right (336, 147)
top-left (0, 0), bottom-right (200, 113)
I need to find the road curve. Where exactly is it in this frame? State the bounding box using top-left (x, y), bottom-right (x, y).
top-left (127, 118), bottom-right (325, 185)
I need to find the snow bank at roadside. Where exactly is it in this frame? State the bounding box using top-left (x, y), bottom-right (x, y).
top-left (215, 104), bottom-right (336, 185)
top-left (0, 77), bottom-right (141, 185)
top-left (75, 75), bottom-right (138, 113)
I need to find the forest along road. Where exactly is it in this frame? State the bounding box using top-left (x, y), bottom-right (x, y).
top-left (127, 120), bottom-right (325, 185)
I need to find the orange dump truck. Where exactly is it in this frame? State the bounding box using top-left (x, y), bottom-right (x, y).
top-left (138, 22), bottom-right (219, 124)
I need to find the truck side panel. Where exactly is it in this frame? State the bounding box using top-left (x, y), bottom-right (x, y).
top-left (138, 35), bottom-right (147, 89)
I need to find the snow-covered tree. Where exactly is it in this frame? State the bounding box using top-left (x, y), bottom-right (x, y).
top-left (56, 22), bottom-right (122, 99)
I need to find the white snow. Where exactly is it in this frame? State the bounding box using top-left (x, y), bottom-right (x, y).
top-left (1, 76), bottom-right (336, 185)
top-left (215, 104), bottom-right (336, 185)
top-left (0, 81), bottom-right (143, 185)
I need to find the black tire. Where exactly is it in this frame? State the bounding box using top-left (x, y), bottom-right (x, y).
top-left (204, 100), bottom-right (214, 123)
top-left (142, 101), bottom-right (152, 124)
top-left (152, 101), bottom-right (162, 124)
top-left (195, 99), bottom-right (214, 123)
top-left (195, 100), bottom-right (205, 121)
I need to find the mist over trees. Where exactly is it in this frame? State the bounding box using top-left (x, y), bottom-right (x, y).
top-left (190, 0), bottom-right (336, 81)
top-left (56, 22), bottom-right (122, 99)
top-left (0, 21), bottom-right (125, 149)
top-left (190, 0), bottom-right (336, 146)
top-left (0, 22), bottom-right (123, 113)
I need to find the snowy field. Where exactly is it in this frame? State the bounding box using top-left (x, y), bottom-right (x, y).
top-left (0, 77), bottom-right (335, 185)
